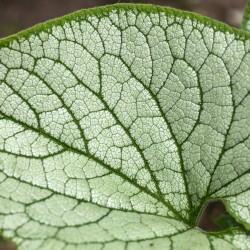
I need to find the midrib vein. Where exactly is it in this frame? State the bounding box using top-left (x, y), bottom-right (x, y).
top-left (0, 110), bottom-right (188, 224)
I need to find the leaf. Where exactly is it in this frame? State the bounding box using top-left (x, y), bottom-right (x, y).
top-left (241, 0), bottom-right (250, 32)
top-left (215, 213), bottom-right (241, 231)
top-left (0, 3), bottom-right (249, 250)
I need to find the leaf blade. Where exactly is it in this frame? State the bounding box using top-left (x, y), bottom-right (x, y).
top-left (0, 3), bottom-right (249, 249)
top-left (241, 0), bottom-right (250, 32)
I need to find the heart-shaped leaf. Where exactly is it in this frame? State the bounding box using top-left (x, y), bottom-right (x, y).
top-left (0, 3), bottom-right (249, 250)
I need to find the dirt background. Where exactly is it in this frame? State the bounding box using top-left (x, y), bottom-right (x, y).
top-left (0, 0), bottom-right (248, 249)
top-left (0, 0), bottom-right (248, 38)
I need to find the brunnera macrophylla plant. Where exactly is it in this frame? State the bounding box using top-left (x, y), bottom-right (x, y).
top-left (0, 2), bottom-right (249, 250)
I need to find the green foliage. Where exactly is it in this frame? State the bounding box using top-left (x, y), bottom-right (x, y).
top-left (0, 3), bottom-right (249, 250)
top-left (215, 213), bottom-right (241, 231)
top-left (241, 0), bottom-right (250, 32)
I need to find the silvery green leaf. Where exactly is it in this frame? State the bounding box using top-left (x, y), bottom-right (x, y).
top-left (0, 4), bottom-right (249, 250)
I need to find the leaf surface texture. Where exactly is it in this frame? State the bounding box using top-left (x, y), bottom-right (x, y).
top-left (0, 4), bottom-right (249, 250)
